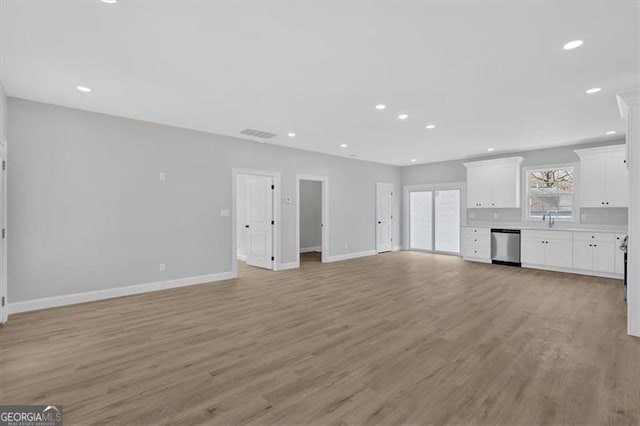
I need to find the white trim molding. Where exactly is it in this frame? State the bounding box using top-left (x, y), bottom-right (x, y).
top-left (232, 168), bottom-right (282, 274)
top-left (617, 89), bottom-right (640, 337)
top-left (325, 250), bottom-right (376, 263)
top-left (300, 246), bottom-right (322, 253)
top-left (278, 262), bottom-right (299, 271)
top-left (8, 271), bottom-right (235, 315)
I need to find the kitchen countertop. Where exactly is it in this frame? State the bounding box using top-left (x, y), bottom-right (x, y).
top-left (462, 222), bottom-right (628, 234)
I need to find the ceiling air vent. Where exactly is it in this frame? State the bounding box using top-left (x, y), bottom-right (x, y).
top-left (240, 129), bottom-right (277, 139)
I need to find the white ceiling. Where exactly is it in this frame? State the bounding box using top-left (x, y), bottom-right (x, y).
top-left (1, 1), bottom-right (638, 165)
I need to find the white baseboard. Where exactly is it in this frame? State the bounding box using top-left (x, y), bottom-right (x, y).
top-left (300, 246), bottom-right (322, 253)
top-left (522, 264), bottom-right (623, 280)
top-left (325, 250), bottom-right (377, 263)
top-left (7, 271), bottom-right (236, 315)
top-left (392, 245), bottom-right (402, 251)
top-left (237, 254), bottom-right (247, 262)
top-left (462, 257), bottom-right (492, 264)
top-left (278, 261), bottom-right (300, 270)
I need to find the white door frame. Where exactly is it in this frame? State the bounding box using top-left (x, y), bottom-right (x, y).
top-left (232, 168), bottom-right (281, 277)
top-left (403, 181), bottom-right (466, 256)
top-left (0, 133), bottom-right (6, 323)
top-left (296, 175), bottom-right (329, 266)
top-left (375, 182), bottom-right (394, 253)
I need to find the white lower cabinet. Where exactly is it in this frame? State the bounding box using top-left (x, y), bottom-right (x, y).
top-left (517, 229), bottom-right (623, 278)
top-left (461, 227), bottom-right (491, 262)
top-left (572, 232), bottom-right (616, 274)
top-left (521, 230), bottom-right (573, 268)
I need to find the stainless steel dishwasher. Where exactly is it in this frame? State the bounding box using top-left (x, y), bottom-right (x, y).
top-left (491, 229), bottom-right (521, 266)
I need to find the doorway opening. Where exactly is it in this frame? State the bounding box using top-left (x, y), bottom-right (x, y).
top-left (405, 183), bottom-right (463, 255)
top-left (233, 169), bottom-right (281, 276)
top-left (296, 176), bottom-right (328, 265)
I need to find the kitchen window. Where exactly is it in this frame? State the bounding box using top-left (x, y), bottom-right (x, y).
top-left (526, 165), bottom-right (576, 220)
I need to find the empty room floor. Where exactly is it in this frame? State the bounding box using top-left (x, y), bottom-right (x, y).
top-left (1, 252), bottom-right (638, 425)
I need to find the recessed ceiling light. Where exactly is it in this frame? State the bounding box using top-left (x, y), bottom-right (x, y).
top-left (375, 104), bottom-right (387, 110)
top-left (410, 158), bottom-right (417, 162)
top-left (563, 40), bottom-right (583, 50)
top-left (398, 113), bottom-right (409, 120)
top-left (287, 132), bottom-right (296, 137)
top-left (340, 144), bottom-right (348, 148)
top-left (487, 148), bottom-right (495, 152)
top-left (76, 86), bottom-right (92, 93)
top-left (425, 124), bottom-right (436, 129)
top-left (605, 130), bottom-right (617, 135)
top-left (586, 87), bottom-right (601, 94)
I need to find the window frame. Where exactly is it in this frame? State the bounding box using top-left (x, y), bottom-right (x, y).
top-left (522, 162), bottom-right (579, 223)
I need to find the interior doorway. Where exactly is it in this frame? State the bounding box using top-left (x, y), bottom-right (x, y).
top-left (296, 175), bottom-right (328, 265)
top-left (233, 169), bottom-right (280, 275)
top-left (405, 183), bottom-right (463, 255)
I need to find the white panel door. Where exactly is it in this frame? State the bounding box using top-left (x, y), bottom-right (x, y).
top-left (572, 241), bottom-right (594, 271)
top-left (521, 238), bottom-right (545, 265)
top-left (376, 183), bottom-right (394, 253)
top-left (546, 239), bottom-right (573, 268)
top-left (605, 151), bottom-right (629, 207)
top-left (490, 164), bottom-right (517, 208)
top-left (580, 156), bottom-right (606, 207)
top-left (466, 166), bottom-right (492, 208)
top-left (593, 241), bottom-right (615, 273)
top-left (246, 176), bottom-right (274, 269)
top-left (615, 234), bottom-right (626, 274)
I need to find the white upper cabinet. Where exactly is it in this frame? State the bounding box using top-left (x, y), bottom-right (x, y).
top-left (575, 145), bottom-right (628, 208)
top-left (464, 157), bottom-right (524, 208)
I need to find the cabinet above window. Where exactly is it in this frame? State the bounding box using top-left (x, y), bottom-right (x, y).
top-left (574, 145), bottom-right (628, 208)
top-left (463, 157), bottom-right (524, 208)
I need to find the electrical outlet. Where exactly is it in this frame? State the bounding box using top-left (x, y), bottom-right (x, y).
top-left (581, 213), bottom-right (587, 221)
top-left (493, 212), bottom-right (499, 219)
top-left (159, 172), bottom-right (166, 182)
top-left (220, 209), bottom-right (230, 217)
top-left (469, 212), bottom-right (476, 219)
top-left (159, 263), bottom-right (166, 272)
top-left (344, 242), bottom-right (349, 249)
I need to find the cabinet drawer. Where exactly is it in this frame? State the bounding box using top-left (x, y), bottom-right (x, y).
top-left (522, 230), bottom-right (573, 241)
top-left (548, 231), bottom-right (573, 241)
top-left (463, 233), bottom-right (490, 246)
top-left (462, 227), bottom-right (490, 237)
top-left (573, 232), bottom-right (616, 243)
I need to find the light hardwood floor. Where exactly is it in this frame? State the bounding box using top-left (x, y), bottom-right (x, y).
top-left (1, 252), bottom-right (638, 425)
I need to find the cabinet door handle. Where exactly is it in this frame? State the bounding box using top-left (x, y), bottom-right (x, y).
top-left (594, 244), bottom-right (597, 247)
top-left (601, 202), bottom-right (605, 205)
top-left (606, 202), bottom-right (610, 205)
top-left (589, 244), bottom-right (593, 247)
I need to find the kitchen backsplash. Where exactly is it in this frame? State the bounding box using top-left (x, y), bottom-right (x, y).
top-left (467, 207), bottom-right (628, 227)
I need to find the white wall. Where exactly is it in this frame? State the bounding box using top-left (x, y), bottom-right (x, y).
top-left (0, 82), bottom-right (7, 138)
top-left (7, 98), bottom-right (401, 303)
top-left (299, 180), bottom-right (322, 251)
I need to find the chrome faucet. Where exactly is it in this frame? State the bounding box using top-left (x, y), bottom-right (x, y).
top-left (542, 211), bottom-right (556, 228)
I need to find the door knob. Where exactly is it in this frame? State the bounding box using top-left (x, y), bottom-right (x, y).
top-left (245, 225), bottom-right (250, 228)
top-left (378, 221), bottom-right (382, 224)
